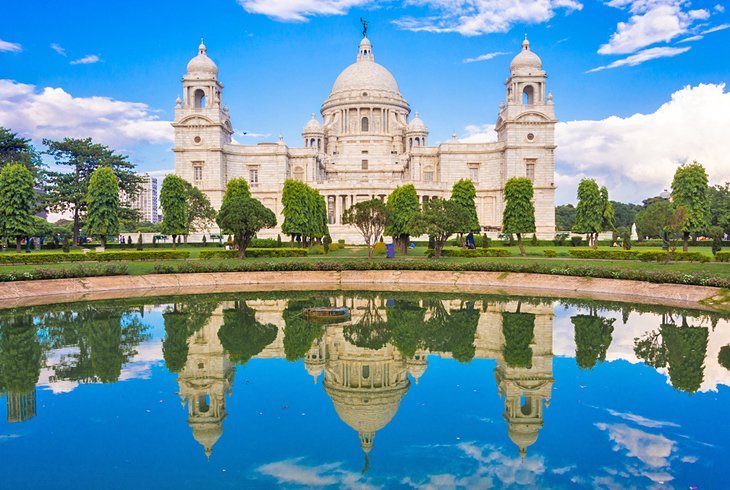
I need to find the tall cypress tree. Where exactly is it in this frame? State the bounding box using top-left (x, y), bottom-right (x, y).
top-left (86, 166), bottom-right (120, 248)
top-left (0, 163), bottom-right (36, 252)
top-left (160, 174), bottom-right (188, 249)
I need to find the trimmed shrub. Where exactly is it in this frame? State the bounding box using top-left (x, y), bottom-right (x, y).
top-left (553, 233), bottom-right (568, 246)
top-left (0, 250), bottom-right (189, 265)
top-left (373, 242), bottom-right (387, 256)
top-left (716, 251), bottom-right (730, 262)
top-left (0, 264), bottom-right (128, 282)
top-left (199, 248), bottom-right (308, 259)
top-left (570, 236), bottom-right (583, 247)
top-left (329, 243), bottom-right (341, 252)
top-left (568, 249), bottom-right (639, 260)
top-left (637, 251), bottom-right (710, 263)
top-left (309, 245), bottom-right (326, 255)
top-left (250, 238), bottom-right (279, 248)
top-left (543, 249), bottom-right (558, 258)
top-left (427, 247), bottom-right (512, 258)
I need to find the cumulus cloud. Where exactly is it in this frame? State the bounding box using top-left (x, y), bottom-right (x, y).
top-left (0, 79), bottom-right (173, 150)
top-left (257, 457), bottom-right (377, 488)
top-left (238, 0), bottom-right (372, 22)
top-left (70, 54), bottom-right (101, 65)
top-left (462, 51), bottom-right (511, 63)
top-left (394, 0), bottom-right (583, 36)
top-left (0, 38), bottom-right (22, 53)
top-left (595, 423), bottom-right (676, 469)
top-left (50, 43), bottom-right (66, 56)
top-left (587, 46), bottom-right (690, 72)
top-left (457, 83), bottom-right (730, 203)
top-left (598, 3), bottom-right (708, 55)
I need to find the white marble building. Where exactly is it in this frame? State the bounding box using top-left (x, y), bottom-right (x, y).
top-left (173, 35), bottom-right (556, 241)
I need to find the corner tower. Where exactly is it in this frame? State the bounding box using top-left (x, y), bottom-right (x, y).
top-left (173, 39), bottom-right (233, 209)
top-left (496, 36), bottom-right (556, 236)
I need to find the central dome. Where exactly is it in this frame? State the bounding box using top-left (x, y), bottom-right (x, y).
top-left (329, 37), bottom-right (401, 97)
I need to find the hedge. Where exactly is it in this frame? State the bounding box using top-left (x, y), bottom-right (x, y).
top-left (568, 249), bottom-right (709, 263)
top-left (199, 248), bottom-right (308, 259)
top-left (150, 259), bottom-right (730, 288)
top-left (715, 252), bottom-right (730, 262)
top-left (0, 250), bottom-right (190, 265)
top-left (0, 264), bottom-right (128, 282)
top-left (429, 248), bottom-right (512, 258)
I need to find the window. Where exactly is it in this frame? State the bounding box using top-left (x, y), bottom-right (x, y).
top-left (361, 150), bottom-right (368, 154)
top-left (525, 159), bottom-right (536, 181)
top-left (361, 117), bottom-right (369, 132)
top-left (469, 164), bottom-right (480, 183)
top-left (249, 169), bottom-right (259, 187)
top-left (193, 165), bottom-right (203, 184)
top-left (293, 166), bottom-right (304, 181)
top-left (424, 171), bottom-right (433, 182)
top-left (361, 160), bottom-right (369, 170)
top-left (522, 85), bottom-right (534, 105)
top-left (193, 89), bottom-right (206, 108)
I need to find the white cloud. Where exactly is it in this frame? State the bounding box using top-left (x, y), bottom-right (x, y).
top-left (238, 0), bottom-right (372, 22)
top-left (458, 124), bottom-right (498, 143)
top-left (0, 79), bottom-right (173, 150)
top-left (462, 51), bottom-right (510, 63)
top-left (714, 4), bottom-right (725, 13)
top-left (595, 423), bottom-right (676, 469)
top-left (50, 43), bottom-right (66, 56)
top-left (257, 457), bottom-right (377, 488)
top-left (0, 38), bottom-right (22, 53)
top-left (394, 0), bottom-right (583, 36)
top-left (703, 23), bottom-right (730, 34)
top-left (606, 409), bottom-right (679, 429)
top-left (599, 1), bottom-right (710, 55)
top-left (587, 46), bottom-right (690, 72)
top-left (459, 83), bottom-right (730, 203)
top-left (70, 54), bottom-right (100, 65)
top-left (677, 34), bottom-right (703, 42)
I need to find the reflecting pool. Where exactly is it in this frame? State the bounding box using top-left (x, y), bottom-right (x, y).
top-left (1, 291), bottom-right (729, 488)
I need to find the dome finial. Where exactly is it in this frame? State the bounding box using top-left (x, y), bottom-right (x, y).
top-left (522, 34), bottom-right (530, 51)
top-left (199, 38), bottom-right (206, 54)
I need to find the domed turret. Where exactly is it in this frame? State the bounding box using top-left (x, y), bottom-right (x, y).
top-left (407, 112), bottom-right (428, 149)
top-left (302, 113), bottom-right (324, 150)
top-left (187, 39), bottom-right (218, 77)
top-left (406, 352), bottom-right (428, 384)
top-left (510, 35), bottom-right (543, 76)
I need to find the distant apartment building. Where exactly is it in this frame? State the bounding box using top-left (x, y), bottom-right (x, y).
top-left (128, 173), bottom-right (159, 223)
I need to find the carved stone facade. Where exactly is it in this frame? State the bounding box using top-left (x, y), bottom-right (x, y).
top-left (173, 35), bottom-right (557, 241)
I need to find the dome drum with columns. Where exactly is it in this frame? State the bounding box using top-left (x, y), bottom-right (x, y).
top-left (173, 33), bottom-right (556, 242)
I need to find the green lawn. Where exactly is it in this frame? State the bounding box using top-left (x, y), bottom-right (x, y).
top-left (1, 244), bottom-right (728, 279)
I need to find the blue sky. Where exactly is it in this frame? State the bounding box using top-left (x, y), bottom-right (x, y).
top-left (1, 0), bottom-right (729, 203)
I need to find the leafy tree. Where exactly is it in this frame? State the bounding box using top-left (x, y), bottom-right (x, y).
top-left (162, 301), bottom-right (218, 372)
top-left (183, 181), bottom-right (217, 240)
top-left (450, 179), bottom-right (480, 234)
top-left (572, 314), bottom-right (614, 370)
top-left (410, 198), bottom-right (469, 258)
top-left (388, 300), bottom-right (426, 359)
top-left (555, 204), bottom-right (576, 231)
top-left (342, 198), bottom-right (389, 258)
top-left (89, 314), bottom-right (124, 383)
top-left (218, 301), bottom-right (278, 364)
top-left (573, 179), bottom-right (613, 248)
top-left (708, 183), bottom-right (730, 234)
top-left (44, 138), bottom-right (140, 244)
top-left (222, 177), bottom-right (251, 202)
top-left (502, 177), bottom-right (536, 256)
top-left (282, 298), bottom-right (328, 361)
top-left (0, 163), bottom-right (36, 252)
top-left (502, 309), bottom-right (535, 368)
top-left (0, 127), bottom-right (43, 177)
top-left (610, 201), bottom-right (642, 230)
top-left (344, 297), bottom-right (390, 350)
top-left (0, 314), bottom-right (42, 394)
top-left (85, 166), bottom-right (120, 248)
top-left (635, 199), bottom-right (673, 238)
top-left (160, 174), bottom-right (188, 249)
top-left (385, 184), bottom-right (420, 254)
top-left (216, 194), bottom-right (276, 258)
top-left (671, 162), bottom-right (710, 251)
top-left (719, 345), bottom-right (730, 371)
top-left (281, 180), bottom-right (327, 246)
top-left (421, 301), bottom-right (478, 362)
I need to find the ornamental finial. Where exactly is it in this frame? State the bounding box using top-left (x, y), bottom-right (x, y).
top-left (360, 17), bottom-right (368, 38)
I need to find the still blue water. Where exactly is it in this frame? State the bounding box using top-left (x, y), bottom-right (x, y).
top-left (0, 291), bottom-right (728, 489)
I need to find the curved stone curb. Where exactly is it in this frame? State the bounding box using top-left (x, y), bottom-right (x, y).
top-left (0, 271), bottom-right (720, 310)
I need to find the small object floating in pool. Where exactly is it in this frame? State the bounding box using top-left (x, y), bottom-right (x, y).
top-left (302, 307), bottom-right (351, 322)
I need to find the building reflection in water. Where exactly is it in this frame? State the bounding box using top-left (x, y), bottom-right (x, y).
top-left (169, 296), bottom-right (555, 466)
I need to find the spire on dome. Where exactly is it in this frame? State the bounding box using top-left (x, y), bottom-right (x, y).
top-left (199, 38), bottom-right (206, 54)
top-left (522, 34), bottom-right (530, 51)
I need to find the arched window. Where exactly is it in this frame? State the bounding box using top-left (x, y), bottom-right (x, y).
top-left (193, 89), bottom-right (206, 108)
top-left (362, 365), bottom-right (370, 379)
top-left (522, 85), bottom-right (534, 105)
top-left (521, 396), bottom-right (533, 416)
top-left (293, 166), bottom-right (304, 181)
top-left (310, 138), bottom-right (316, 148)
top-left (198, 394), bottom-right (210, 413)
top-left (361, 117), bottom-right (369, 132)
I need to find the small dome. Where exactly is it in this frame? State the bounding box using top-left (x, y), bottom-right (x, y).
top-left (191, 420), bottom-right (224, 459)
top-left (303, 113), bottom-right (323, 133)
top-left (407, 112), bottom-right (427, 132)
top-left (510, 36), bottom-right (542, 75)
top-left (187, 39), bottom-right (218, 77)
